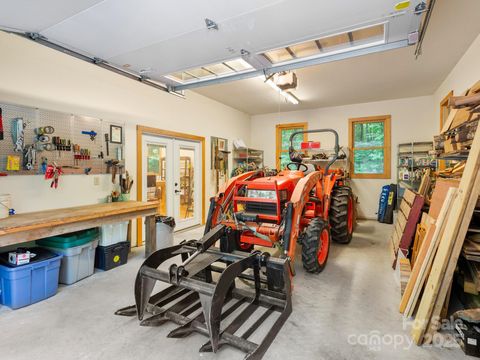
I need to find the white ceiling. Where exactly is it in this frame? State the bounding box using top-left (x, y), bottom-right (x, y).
top-left (0, 0), bottom-right (423, 80)
top-left (0, 0), bottom-right (478, 115)
top-left (195, 0), bottom-right (480, 114)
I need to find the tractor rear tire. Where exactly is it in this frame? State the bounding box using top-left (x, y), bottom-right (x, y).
top-left (330, 186), bottom-right (354, 244)
top-left (301, 218), bottom-right (330, 273)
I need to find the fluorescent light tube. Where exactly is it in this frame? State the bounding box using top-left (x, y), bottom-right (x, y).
top-left (266, 79), bottom-right (299, 105)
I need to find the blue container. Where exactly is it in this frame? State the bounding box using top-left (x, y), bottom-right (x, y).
top-left (0, 254), bottom-right (62, 309)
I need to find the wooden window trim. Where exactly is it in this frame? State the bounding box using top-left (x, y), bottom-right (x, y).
top-left (439, 90), bottom-right (454, 131)
top-left (275, 122), bottom-right (308, 169)
top-left (439, 90), bottom-right (454, 171)
top-left (348, 115), bottom-right (391, 179)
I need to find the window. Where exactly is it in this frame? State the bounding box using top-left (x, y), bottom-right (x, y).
top-left (349, 115), bottom-right (391, 179)
top-left (166, 58), bottom-right (253, 84)
top-left (440, 90), bottom-right (454, 131)
top-left (276, 122), bottom-right (307, 170)
top-left (263, 23), bottom-right (385, 65)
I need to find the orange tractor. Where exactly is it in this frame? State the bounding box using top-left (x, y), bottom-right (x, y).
top-left (210, 128), bottom-right (355, 273)
top-left (117, 129), bottom-right (355, 359)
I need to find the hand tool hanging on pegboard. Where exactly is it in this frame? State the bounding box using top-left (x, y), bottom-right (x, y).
top-left (22, 145), bottom-right (37, 170)
top-left (11, 118), bottom-right (25, 152)
top-left (104, 133), bottom-right (110, 156)
top-left (34, 126), bottom-right (54, 135)
top-left (81, 130), bottom-right (97, 141)
top-left (0, 107), bottom-right (4, 140)
top-left (45, 163), bottom-right (62, 189)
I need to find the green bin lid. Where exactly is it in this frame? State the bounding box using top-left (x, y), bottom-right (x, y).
top-left (37, 228), bottom-right (99, 249)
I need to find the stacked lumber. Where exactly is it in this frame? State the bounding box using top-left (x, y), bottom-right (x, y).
top-left (400, 257), bottom-right (412, 296)
top-left (410, 113), bottom-right (480, 345)
top-left (434, 81), bottom-right (480, 157)
top-left (411, 223), bottom-right (427, 267)
top-left (463, 236), bottom-right (480, 262)
top-left (417, 169), bottom-right (432, 199)
top-left (399, 187), bottom-right (457, 317)
top-left (464, 258), bottom-right (480, 295)
top-left (390, 189), bottom-right (425, 268)
top-left (438, 160), bottom-right (466, 178)
top-left (459, 212), bottom-right (480, 296)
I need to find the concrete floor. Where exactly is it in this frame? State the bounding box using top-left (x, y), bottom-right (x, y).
top-left (0, 220), bottom-right (463, 360)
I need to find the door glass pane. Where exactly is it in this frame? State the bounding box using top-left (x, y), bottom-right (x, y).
top-left (353, 149), bottom-right (384, 174)
top-left (353, 122), bottom-right (384, 148)
top-left (147, 144), bottom-right (167, 214)
top-left (179, 148), bottom-right (195, 220)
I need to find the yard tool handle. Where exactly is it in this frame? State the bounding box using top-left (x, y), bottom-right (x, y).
top-left (289, 128), bottom-right (340, 172)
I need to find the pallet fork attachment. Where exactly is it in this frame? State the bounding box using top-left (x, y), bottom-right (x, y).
top-left (116, 224), bottom-right (292, 360)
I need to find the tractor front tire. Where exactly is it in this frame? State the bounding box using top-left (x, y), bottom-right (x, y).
top-left (301, 218), bottom-right (330, 273)
top-left (330, 186), bottom-right (354, 244)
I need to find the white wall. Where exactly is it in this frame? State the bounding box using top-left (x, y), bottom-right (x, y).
top-left (251, 96), bottom-right (436, 219)
top-left (434, 34), bottom-right (480, 119)
top-left (0, 32), bottom-right (250, 219)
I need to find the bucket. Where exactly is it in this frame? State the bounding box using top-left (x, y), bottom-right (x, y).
top-left (0, 194), bottom-right (11, 219)
top-left (155, 216), bottom-right (176, 250)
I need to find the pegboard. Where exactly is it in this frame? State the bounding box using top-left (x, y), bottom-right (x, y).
top-left (0, 102), bottom-right (125, 175)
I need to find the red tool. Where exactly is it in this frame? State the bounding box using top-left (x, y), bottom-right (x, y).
top-left (0, 107), bottom-right (4, 140)
top-left (45, 163), bottom-right (63, 189)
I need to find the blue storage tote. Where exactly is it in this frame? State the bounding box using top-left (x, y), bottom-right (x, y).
top-left (0, 250), bottom-right (62, 309)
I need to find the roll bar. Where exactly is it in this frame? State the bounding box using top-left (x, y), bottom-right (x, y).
top-left (288, 128), bottom-right (340, 172)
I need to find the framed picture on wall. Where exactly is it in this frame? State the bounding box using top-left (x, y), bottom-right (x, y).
top-left (217, 138), bottom-right (226, 151)
top-left (110, 125), bottom-right (123, 144)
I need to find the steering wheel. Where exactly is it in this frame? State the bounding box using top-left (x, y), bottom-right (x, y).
top-left (286, 162), bottom-right (309, 172)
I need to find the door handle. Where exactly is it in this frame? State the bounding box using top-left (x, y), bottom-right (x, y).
top-left (175, 190), bottom-right (181, 194)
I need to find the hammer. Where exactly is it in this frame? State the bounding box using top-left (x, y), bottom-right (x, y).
top-left (105, 160), bottom-right (120, 183)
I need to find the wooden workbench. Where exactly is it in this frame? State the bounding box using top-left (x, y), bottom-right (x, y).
top-left (0, 201), bottom-right (159, 256)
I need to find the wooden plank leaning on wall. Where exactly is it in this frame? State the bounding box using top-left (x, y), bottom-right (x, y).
top-left (411, 120), bottom-right (480, 344)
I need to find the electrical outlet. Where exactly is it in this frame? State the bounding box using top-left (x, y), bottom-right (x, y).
top-left (93, 176), bottom-right (100, 186)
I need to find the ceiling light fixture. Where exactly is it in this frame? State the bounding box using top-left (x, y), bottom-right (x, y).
top-left (266, 79), bottom-right (299, 105)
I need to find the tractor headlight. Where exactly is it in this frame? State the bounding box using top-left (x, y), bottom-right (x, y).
top-left (247, 189), bottom-right (277, 200)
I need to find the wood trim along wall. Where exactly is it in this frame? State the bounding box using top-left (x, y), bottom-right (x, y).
top-left (348, 115), bottom-right (391, 179)
top-left (136, 125), bottom-right (206, 247)
top-left (275, 122), bottom-right (308, 169)
top-left (439, 90), bottom-right (454, 171)
top-left (440, 90), bottom-right (454, 131)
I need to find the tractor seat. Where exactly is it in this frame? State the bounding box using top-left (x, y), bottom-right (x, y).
top-left (303, 163), bottom-right (316, 175)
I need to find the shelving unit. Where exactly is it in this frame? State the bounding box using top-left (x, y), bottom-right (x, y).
top-left (232, 147), bottom-right (264, 169)
top-left (397, 142), bottom-right (436, 203)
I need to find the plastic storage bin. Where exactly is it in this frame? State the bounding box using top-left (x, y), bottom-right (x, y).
top-left (99, 222), bottom-right (128, 246)
top-left (37, 228), bottom-right (99, 249)
top-left (95, 241), bottom-right (130, 271)
top-left (0, 248), bottom-right (62, 309)
top-left (40, 240), bottom-right (98, 285)
top-left (37, 229), bottom-right (99, 285)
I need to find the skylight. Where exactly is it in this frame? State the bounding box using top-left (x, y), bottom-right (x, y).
top-left (166, 58), bottom-right (254, 84)
top-left (262, 23), bottom-right (386, 65)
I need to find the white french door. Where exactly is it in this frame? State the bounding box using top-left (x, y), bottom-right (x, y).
top-left (142, 135), bottom-right (202, 232)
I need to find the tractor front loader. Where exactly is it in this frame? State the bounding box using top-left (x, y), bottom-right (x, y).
top-left (116, 129), bottom-right (355, 359)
